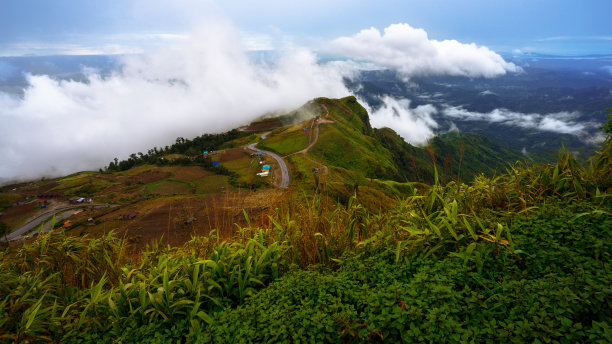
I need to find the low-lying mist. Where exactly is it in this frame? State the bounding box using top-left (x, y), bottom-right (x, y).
top-left (363, 96), bottom-right (438, 145)
top-left (1, 21), bottom-right (526, 183)
top-left (0, 23), bottom-right (349, 182)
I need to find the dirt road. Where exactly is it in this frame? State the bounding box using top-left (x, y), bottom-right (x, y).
top-left (285, 109), bottom-right (334, 175)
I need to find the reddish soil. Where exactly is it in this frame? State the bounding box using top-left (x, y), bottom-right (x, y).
top-left (96, 174), bottom-right (119, 182)
top-left (1, 203), bottom-right (37, 218)
top-left (99, 184), bottom-right (126, 194)
top-left (218, 148), bottom-right (249, 162)
top-left (75, 190), bottom-right (284, 254)
top-left (0, 202), bottom-right (39, 231)
top-left (126, 170), bottom-right (171, 184)
top-left (245, 119), bottom-right (282, 131)
top-left (16, 182), bottom-right (60, 196)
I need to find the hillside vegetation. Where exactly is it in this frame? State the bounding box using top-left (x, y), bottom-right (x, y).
top-left (316, 97), bottom-right (529, 184)
top-left (0, 105), bottom-right (610, 343)
top-left (290, 97), bottom-right (530, 208)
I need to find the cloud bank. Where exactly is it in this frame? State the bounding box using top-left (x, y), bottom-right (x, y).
top-left (0, 23), bottom-right (349, 181)
top-left (364, 96), bottom-right (438, 145)
top-left (0, 21), bottom-right (524, 182)
top-left (329, 23), bottom-right (521, 78)
top-left (364, 100), bottom-right (603, 147)
top-left (442, 106), bottom-right (602, 141)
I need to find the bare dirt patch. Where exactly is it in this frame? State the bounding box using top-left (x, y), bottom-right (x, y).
top-left (99, 184), bottom-right (127, 194)
top-left (16, 182), bottom-right (60, 196)
top-left (126, 170), bottom-right (171, 184)
top-left (2, 203), bottom-right (38, 216)
top-left (73, 189), bottom-right (285, 254)
top-left (96, 183), bottom-right (143, 202)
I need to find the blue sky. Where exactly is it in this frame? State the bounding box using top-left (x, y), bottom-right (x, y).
top-left (1, 0), bottom-right (611, 56)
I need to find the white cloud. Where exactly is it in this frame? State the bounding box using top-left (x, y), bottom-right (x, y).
top-left (442, 106), bottom-right (598, 135)
top-left (479, 90), bottom-right (496, 96)
top-left (363, 96), bottom-right (438, 145)
top-left (328, 23), bottom-right (521, 78)
top-left (0, 22), bottom-right (349, 181)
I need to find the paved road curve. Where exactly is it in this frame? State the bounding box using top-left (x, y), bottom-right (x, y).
top-left (1, 204), bottom-right (115, 242)
top-left (247, 138), bottom-right (290, 188)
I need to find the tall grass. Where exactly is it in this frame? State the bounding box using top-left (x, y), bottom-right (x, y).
top-left (0, 228), bottom-right (288, 341)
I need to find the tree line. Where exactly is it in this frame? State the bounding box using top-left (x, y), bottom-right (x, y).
top-left (104, 129), bottom-right (247, 173)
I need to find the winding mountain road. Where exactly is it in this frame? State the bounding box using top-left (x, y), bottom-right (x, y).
top-left (285, 106), bottom-right (334, 175)
top-left (241, 103), bottom-right (333, 188)
top-left (247, 133), bottom-right (290, 188)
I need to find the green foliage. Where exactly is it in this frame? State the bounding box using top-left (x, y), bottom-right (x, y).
top-left (0, 229), bottom-right (288, 343)
top-left (431, 132), bottom-right (529, 183)
top-left (310, 124), bottom-right (396, 179)
top-left (200, 203), bottom-right (611, 343)
top-left (106, 129), bottom-right (248, 172)
top-left (372, 127), bottom-right (434, 183)
top-left (258, 127), bottom-right (309, 155)
top-left (600, 107), bottom-right (612, 135)
top-left (310, 97), bottom-right (530, 187)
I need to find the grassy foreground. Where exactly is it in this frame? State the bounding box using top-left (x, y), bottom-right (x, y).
top-left (1, 119), bottom-right (611, 343)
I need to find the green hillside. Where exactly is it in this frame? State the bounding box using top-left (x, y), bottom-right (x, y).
top-left (430, 132), bottom-right (528, 183)
top-left (0, 103), bottom-right (610, 343)
top-left (310, 97), bottom-right (527, 184)
top-left (285, 97), bottom-right (530, 207)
